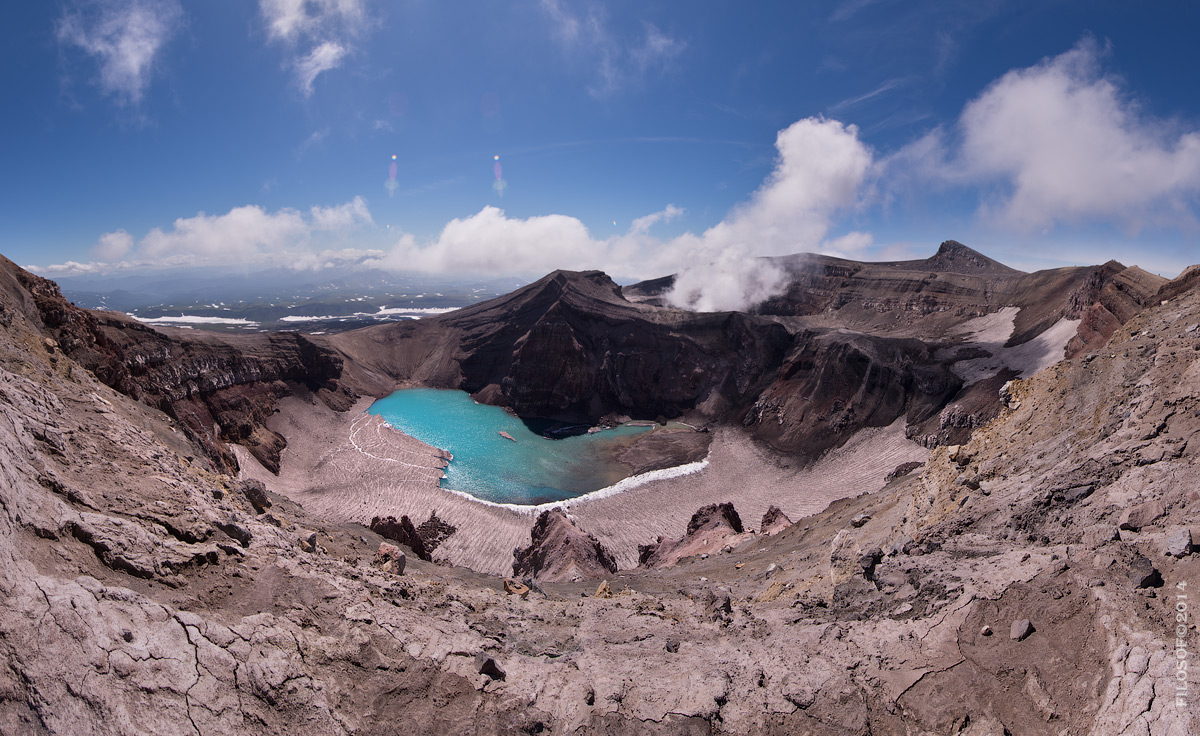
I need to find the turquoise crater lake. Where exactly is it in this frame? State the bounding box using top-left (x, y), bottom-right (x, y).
top-left (367, 388), bottom-right (653, 505)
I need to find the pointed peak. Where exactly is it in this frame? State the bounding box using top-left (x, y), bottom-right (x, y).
top-left (936, 240), bottom-right (975, 256)
top-left (440, 268), bottom-right (633, 324)
top-left (924, 241), bottom-right (1024, 277)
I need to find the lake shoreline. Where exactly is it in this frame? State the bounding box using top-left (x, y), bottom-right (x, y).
top-left (238, 391), bottom-right (928, 575)
top-left (365, 388), bottom-right (689, 505)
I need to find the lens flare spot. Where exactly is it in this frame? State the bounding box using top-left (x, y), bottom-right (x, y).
top-left (385, 156), bottom-right (399, 196)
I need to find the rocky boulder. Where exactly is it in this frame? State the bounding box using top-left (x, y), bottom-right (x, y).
top-left (1127, 554), bottom-right (1163, 589)
top-left (1119, 500), bottom-right (1166, 532)
top-left (373, 542), bottom-right (406, 574)
top-left (1164, 527), bottom-right (1193, 558)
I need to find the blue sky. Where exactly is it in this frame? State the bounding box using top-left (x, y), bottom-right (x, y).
top-left (3, 1), bottom-right (1199, 307)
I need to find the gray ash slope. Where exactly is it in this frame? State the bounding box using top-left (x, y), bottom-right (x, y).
top-left (0, 246), bottom-right (1195, 734)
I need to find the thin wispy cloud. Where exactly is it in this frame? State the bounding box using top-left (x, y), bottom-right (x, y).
top-left (828, 0), bottom-right (882, 23)
top-left (829, 77), bottom-right (911, 113)
top-left (56, 0), bottom-right (183, 107)
top-left (539, 0), bottom-right (685, 98)
top-left (296, 41), bottom-right (347, 96)
top-left (259, 0), bottom-right (368, 96)
top-left (297, 127), bottom-right (330, 156)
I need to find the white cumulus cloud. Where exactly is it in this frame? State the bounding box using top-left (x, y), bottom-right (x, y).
top-left (311, 196), bottom-right (373, 230)
top-left (369, 117), bottom-right (874, 313)
top-left (884, 39), bottom-right (1200, 234)
top-left (372, 207), bottom-right (598, 275)
top-left (56, 0), bottom-right (183, 107)
top-left (35, 198), bottom-right (376, 276)
top-left (93, 229), bottom-right (134, 260)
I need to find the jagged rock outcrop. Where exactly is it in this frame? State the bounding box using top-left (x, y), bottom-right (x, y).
top-left (639, 502), bottom-right (748, 568)
top-left (370, 514), bottom-right (431, 561)
top-left (759, 506), bottom-right (792, 535)
top-left (415, 512), bottom-right (457, 554)
top-left (512, 508), bottom-right (618, 583)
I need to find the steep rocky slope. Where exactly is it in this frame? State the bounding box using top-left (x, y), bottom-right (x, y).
top-left (4, 256), bottom-right (354, 474)
top-left (0, 249), bottom-right (1196, 733)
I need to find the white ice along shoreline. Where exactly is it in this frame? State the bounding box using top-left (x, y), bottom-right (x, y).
top-left (130, 314), bottom-right (258, 326)
top-left (439, 454), bottom-right (711, 515)
top-left (354, 405), bottom-right (711, 516)
top-left (129, 305), bottom-right (460, 327)
top-left (279, 306), bottom-right (459, 322)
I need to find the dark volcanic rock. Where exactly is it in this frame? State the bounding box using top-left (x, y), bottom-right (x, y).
top-left (886, 461), bottom-right (924, 483)
top-left (687, 502), bottom-right (743, 536)
top-left (512, 509), bottom-right (618, 583)
top-left (416, 512), bottom-right (457, 554)
top-left (743, 330), bottom-right (962, 456)
top-left (237, 479), bottom-right (271, 513)
top-left (371, 515), bottom-right (432, 561)
top-left (1127, 555), bottom-right (1163, 589)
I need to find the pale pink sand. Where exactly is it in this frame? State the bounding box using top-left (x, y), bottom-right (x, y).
top-left (567, 417), bottom-right (927, 568)
top-left (237, 395), bottom-right (928, 575)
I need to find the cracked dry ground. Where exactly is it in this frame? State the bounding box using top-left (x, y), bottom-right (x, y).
top-left (1, 282), bottom-right (1198, 734)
